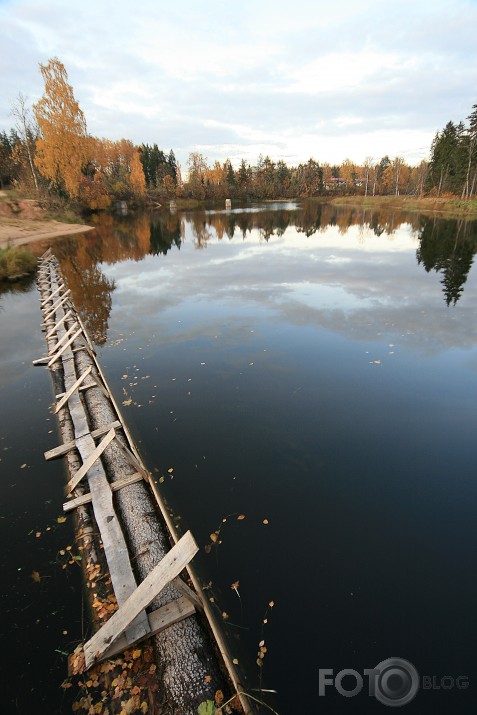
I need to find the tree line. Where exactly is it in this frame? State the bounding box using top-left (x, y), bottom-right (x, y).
top-left (1, 56), bottom-right (476, 207)
top-left (427, 104), bottom-right (477, 198)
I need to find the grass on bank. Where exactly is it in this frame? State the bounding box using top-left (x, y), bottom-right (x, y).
top-left (330, 195), bottom-right (477, 216)
top-left (0, 246), bottom-right (37, 281)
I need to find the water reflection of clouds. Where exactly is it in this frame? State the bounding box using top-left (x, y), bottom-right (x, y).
top-left (104, 224), bottom-right (477, 357)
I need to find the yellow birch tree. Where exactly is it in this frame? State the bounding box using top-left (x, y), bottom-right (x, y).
top-left (33, 57), bottom-right (88, 197)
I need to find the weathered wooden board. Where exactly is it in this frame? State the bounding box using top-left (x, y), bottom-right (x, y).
top-left (43, 290), bottom-right (71, 321)
top-left (83, 530), bottom-right (198, 668)
top-left (40, 282), bottom-right (64, 307)
top-left (48, 327), bottom-right (83, 367)
top-left (172, 576), bottom-right (204, 612)
top-left (100, 596), bottom-right (196, 661)
top-left (63, 353), bottom-right (150, 646)
top-left (44, 420), bottom-right (122, 460)
top-left (63, 471), bottom-right (144, 512)
top-left (113, 438), bottom-right (149, 479)
top-left (55, 365), bottom-right (91, 414)
top-left (66, 427), bottom-right (116, 494)
top-left (46, 309), bottom-right (73, 339)
top-left (49, 321), bottom-right (79, 356)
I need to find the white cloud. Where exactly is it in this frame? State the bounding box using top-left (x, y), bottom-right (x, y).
top-left (1, 0), bottom-right (477, 167)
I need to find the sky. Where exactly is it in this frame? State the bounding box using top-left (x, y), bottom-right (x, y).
top-left (1, 0), bottom-right (477, 171)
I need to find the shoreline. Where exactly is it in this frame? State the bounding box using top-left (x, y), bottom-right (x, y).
top-left (329, 195), bottom-right (477, 216)
top-left (0, 219), bottom-right (94, 249)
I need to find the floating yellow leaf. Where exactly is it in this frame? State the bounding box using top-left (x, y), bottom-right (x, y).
top-left (263, 519), bottom-right (269, 525)
top-left (210, 533), bottom-right (217, 543)
top-left (237, 514), bottom-right (245, 521)
top-left (167, 468), bottom-right (174, 473)
top-left (32, 570), bottom-right (41, 583)
top-left (35, 532), bottom-right (41, 538)
top-left (57, 516), bottom-right (67, 524)
top-left (269, 600), bottom-right (275, 608)
top-left (232, 658), bottom-right (239, 665)
top-left (231, 580), bottom-right (240, 591)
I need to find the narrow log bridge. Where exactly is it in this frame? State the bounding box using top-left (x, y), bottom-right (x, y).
top-left (34, 249), bottom-right (251, 715)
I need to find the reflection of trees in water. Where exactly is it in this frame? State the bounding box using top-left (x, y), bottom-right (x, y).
top-left (55, 237), bottom-right (115, 345)
top-left (150, 212), bottom-right (182, 255)
top-left (51, 205), bottom-right (477, 339)
top-left (416, 217), bottom-right (477, 305)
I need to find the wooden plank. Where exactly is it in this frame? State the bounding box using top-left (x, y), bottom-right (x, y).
top-left (49, 321), bottom-right (79, 356)
top-left (66, 428), bottom-right (116, 494)
top-left (55, 365), bottom-right (92, 414)
top-left (56, 381), bottom-right (98, 398)
top-left (144, 473), bottom-right (253, 715)
top-left (43, 290), bottom-right (71, 321)
top-left (47, 327), bottom-right (83, 367)
top-left (40, 282), bottom-right (64, 307)
top-left (89, 373), bottom-right (111, 401)
top-left (83, 530), bottom-right (198, 668)
top-left (113, 438), bottom-right (149, 479)
top-left (100, 596), bottom-right (196, 662)
top-left (44, 420), bottom-right (122, 460)
top-left (63, 471), bottom-right (144, 511)
top-left (46, 309), bottom-right (73, 339)
top-left (172, 576), bottom-right (204, 612)
top-left (32, 356), bottom-right (49, 366)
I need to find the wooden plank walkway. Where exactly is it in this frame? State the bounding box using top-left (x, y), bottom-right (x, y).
top-left (34, 251), bottom-right (252, 713)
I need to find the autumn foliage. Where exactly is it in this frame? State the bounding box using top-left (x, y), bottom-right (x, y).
top-left (34, 58), bottom-right (88, 198)
top-left (32, 58), bottom-right (146, 206)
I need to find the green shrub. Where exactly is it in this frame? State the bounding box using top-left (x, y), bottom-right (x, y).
top-left (0, 247), bottom-right (37, 280)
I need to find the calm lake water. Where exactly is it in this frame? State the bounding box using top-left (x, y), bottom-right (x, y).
top-left (1, 201), bottom-right (477, 714)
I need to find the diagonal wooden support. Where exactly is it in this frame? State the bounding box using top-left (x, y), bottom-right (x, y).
top-left (40, 282), bottom-right (64, 307)
top-left (48, 327), bottom-right (83, 367)
top-left (63, 471), bottom-right (145, 512)
top-left (66, 428), bottom-right (116, 494)
top-left (44, 420), bottom-right (122, 460)
top-left (172, 576), bottom-right (204, 612)
top-left (86, 372), bottom-right (111, 401)
top-left (43, 290), bottom-right (71, 322)
top-left (100, 596), bottom-right (196, 662)
top-left (49, 321), bottom-right (79, 356)
top-left (46, 309), bottom-right (73, 339)
top-left (55, 366), bottom-right (92, 414)
top-left (113, 437), bottom-right (149, 479)
top-left (83, 530), bottom-right (198, 668)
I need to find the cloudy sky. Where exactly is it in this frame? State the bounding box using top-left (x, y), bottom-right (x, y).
top-left (1, 0), bottom-right (477, 170)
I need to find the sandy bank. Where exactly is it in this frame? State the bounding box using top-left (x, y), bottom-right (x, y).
top-left (0, 218), bottom-right (94, 249)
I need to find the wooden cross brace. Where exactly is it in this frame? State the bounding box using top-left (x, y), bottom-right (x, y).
top-left (83, 530), bottom-right (199, 668)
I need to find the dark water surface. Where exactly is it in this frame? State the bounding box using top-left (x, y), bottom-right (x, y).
top-left (1, 202), bottom-right (477, 714)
